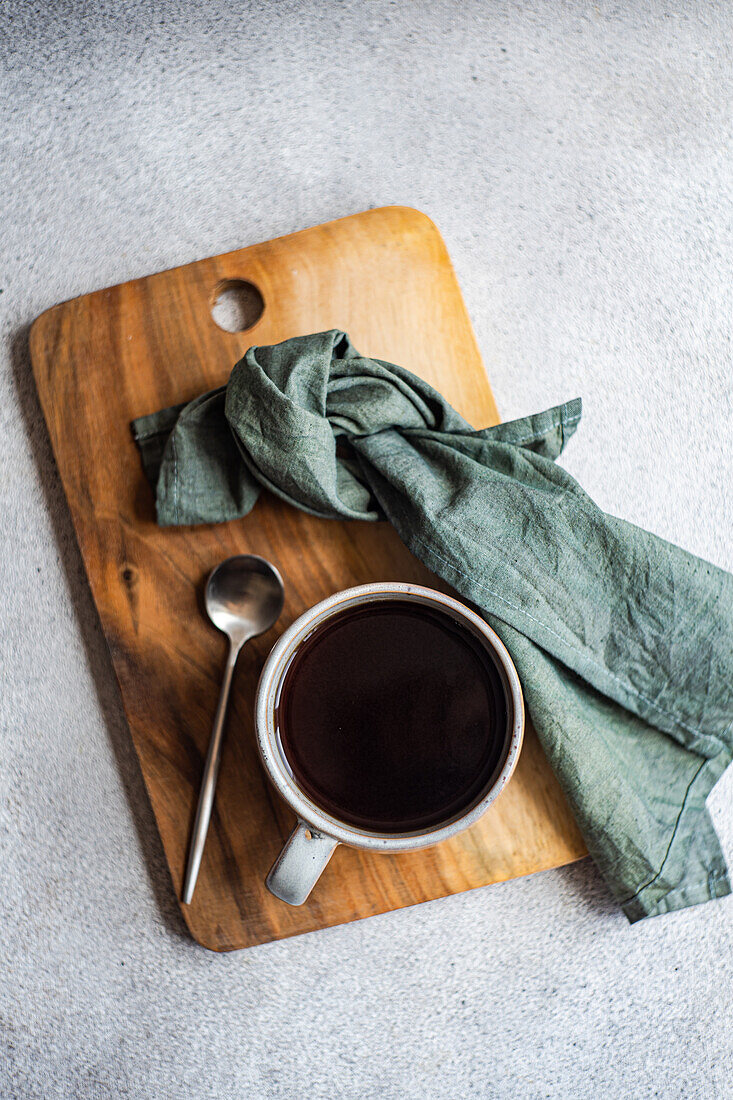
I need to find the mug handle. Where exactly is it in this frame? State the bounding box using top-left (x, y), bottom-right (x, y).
top-left (266, 820), bottom-right (338, 905)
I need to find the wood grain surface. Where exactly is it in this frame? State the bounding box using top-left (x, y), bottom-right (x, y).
top-left (30, 206), bottom-right (586, 951)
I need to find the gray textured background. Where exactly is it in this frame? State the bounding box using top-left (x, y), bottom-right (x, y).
top-left (2, 2), bottom-right (732, 1097)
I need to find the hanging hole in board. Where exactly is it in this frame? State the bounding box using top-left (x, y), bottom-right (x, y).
top-left (210, 279), bottom-right (265, 333)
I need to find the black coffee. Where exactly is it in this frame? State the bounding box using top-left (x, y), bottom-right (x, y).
top-left (276, 599), bottom-right (509, 833)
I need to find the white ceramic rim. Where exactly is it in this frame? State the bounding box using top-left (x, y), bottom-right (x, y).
top-left (255, 582), bottom-right (525, 852)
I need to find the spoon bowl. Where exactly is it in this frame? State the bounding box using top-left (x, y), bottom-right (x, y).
top-left (205, 554), bottom-right (284, 645)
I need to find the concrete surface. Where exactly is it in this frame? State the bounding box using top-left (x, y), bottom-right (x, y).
top-left (1, 2), bottom-right (732, 1097)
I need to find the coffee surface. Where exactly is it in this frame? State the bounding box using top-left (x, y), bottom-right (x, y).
top-left (276, 599), bottom-right (508, 833)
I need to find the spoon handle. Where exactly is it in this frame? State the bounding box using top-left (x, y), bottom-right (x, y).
top-left (182, 640), bottom-right (240, 905)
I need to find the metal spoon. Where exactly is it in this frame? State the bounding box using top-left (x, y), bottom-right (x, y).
top-left (182, 554), bottom-right (284, 905)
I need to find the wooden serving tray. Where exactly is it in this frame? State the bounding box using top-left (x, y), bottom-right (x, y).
top-left (30, 207), bottom-right (586, 951)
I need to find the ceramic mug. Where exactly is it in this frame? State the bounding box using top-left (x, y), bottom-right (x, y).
top-left (255, 582), bottom-right (524, 905)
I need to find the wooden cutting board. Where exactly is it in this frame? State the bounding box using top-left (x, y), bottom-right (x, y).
top-left (30, 206), bottom-right (586, 951)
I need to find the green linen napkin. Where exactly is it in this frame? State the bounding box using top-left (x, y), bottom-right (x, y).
top-left (132, 330), bottom-right (733, 921)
